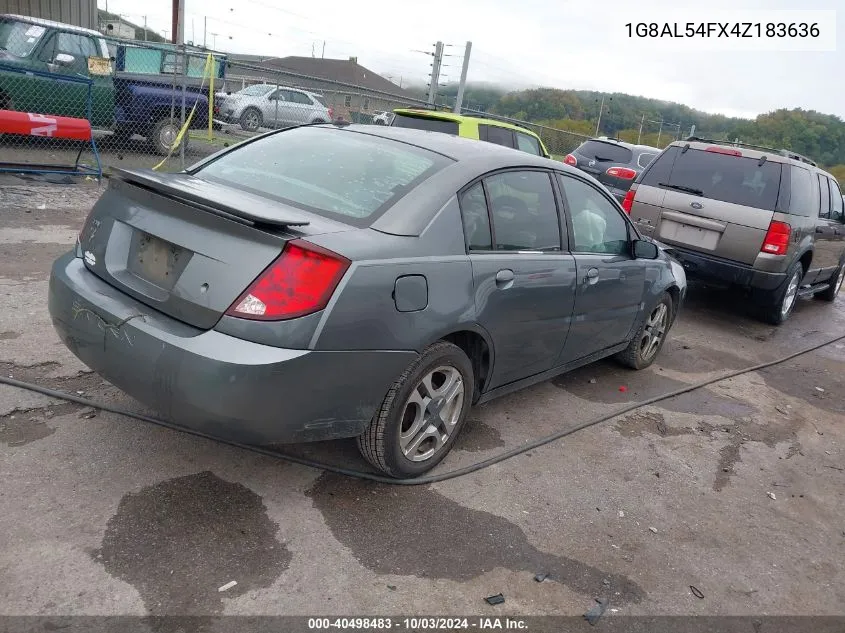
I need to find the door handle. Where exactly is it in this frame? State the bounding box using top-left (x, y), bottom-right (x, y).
top-left (584, 267), bottom-right (599, 285)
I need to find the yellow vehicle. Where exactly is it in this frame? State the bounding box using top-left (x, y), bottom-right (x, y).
top-left (390, 108), bottom-right (551, 158)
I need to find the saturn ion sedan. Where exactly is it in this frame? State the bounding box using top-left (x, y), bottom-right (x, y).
top-left (48, 123), bottom-right (687, 478)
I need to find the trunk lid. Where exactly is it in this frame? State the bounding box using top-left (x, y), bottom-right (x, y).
top-left (573, 139), bottom-right (635, 190)
top-left (78, 169), bottom-right (353, 329)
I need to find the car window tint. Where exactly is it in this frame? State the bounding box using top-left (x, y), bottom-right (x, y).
top-left (481, 125), bottom-right (515, 149)
top-left (558, 174), bottom-right (630, 255)
top-left (662, 148), bottom-right (782, 210)
top-left (195, 126), bottom-right (451, 226)
top-left (515, 133), bottom-right (541, 155)
top-left (637, 152), bottom-right (657, 169)
top-left (788, 166), bottom-right (815, 217)
top-left (818, 174), bottom-right (831, 219)
top-left (485, 171), bottom-right (560, 251)
top-left (391, 114), bottom-right (459, 135)
top-left (830, 178), bottom-right (844, 221)
top-left (576, 140), bottom-right (633, 164)
top-left (638, 145), bottom-right (678, 186)
top-left (459, 183), bottom-right (492, 251)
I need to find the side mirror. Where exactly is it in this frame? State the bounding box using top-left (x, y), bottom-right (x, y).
top-left (54, 53), bottom-right (75, 66)
top-left (633, 239), bottom-right (659, 259)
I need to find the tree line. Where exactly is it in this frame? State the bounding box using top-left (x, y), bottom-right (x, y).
top-left (422, 83), bottom-right (845, 181)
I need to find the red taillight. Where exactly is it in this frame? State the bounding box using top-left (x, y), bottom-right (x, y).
top-left (705, 146), bottom-right (742, 156)
top-left (761, 221), bottom-right (791, 256)
top-left (607, 166), bottom-right (637, 180)
top-left (328, 107), bottom-right (334, 119)
top-left (563, 154), bottom-right (577, 166)
top-left (225, 240), bottom-right (350, 321)
top-left (621, 187), bottom-right (636, 214)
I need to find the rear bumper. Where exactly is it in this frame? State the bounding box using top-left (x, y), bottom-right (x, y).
top-left (668, 247), bottom-right (785, 291)
top-left (48, 252), bottom-right (416, 445)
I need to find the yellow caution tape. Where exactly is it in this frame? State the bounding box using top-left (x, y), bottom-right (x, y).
top-left (153, 53), bottom-right (214, 171)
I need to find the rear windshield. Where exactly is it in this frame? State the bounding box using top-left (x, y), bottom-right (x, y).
top-left (576, 140), bottom-right (633, 164)
top-left (658, 148), bottom-right (782, 210)
top-left (391, 114), bottom-right (459, 135)
top-left (193, 126), bottom-right (451, 225)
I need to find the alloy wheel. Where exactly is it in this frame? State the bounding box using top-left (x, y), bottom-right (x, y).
top-left (781, 270), bottom-right (801, 319)
top-left (399, 366), bottom-right (465, 462)
top-left (639, 302), bottom-right (668, 362)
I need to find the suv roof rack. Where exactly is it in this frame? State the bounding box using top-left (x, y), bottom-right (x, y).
top-left (683, 136), bottom-right (818, 167)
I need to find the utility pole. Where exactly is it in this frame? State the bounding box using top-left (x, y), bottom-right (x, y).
top-left (176, 0), bottom-right (185, 46)
top-left (322, 41), bottom-right (326, 58)
top-left (143, 16), bottom-right (147, 41)
top-left (171, 0), bottom-right (178, 44)
top-left (203, 17), bottom-right (207, 48)
top-left (637, 113), bottom-right (645, 144)
top-left (595, 95), bottom-right (609, 136)
top-left (656, 117), bottom-right (664, 147)
top-left (209, 32), bottom-right (218, 49)
top-left (452, 41), bottom-right (472, 114)
top-left (427, 41), bottom-right (444, 106)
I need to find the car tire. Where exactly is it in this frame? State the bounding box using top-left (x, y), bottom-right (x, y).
top-left (239, 108), bottom-right (262, 132)
top-left (616, 292), bottom-right (674, 370)
top-left (357, 341), bottom-right (474, 478)
top-left (150, 117), bottom-right (187, 156)
top-left (816, 262), bottom-right (844, 302)
top-left (761, 261), bottom-right (803, 325)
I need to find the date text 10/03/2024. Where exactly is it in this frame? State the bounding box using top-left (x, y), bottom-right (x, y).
top-left (307, 618), bottom-right (529, 630)
top-left (625, 22), bottom-right (820, 38)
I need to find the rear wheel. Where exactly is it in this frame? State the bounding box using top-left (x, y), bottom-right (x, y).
top-left (616, 292), bottom-right (673, 370)
top-left (239, 107), bottom-right (262, 132)
top-left (357, 341), bottom-right (474, 478)
top-left (761, 261), bottom-right (803, 325)
top-left (817, 263), bottom-right (845, 302)
top-left (150, 117), bottom-right (187, 156)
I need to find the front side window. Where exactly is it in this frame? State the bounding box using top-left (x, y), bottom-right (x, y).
top-left (195, 126), bottom-right (451, 225)
top-left (485, 171), bottom-right (560, 251)
top-left (559, 174), bottom-right (630, 255)
top-left (829, 178), bottom-right (844, 222)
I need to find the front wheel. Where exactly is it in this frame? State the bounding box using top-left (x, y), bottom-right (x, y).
top-left (239, 107), bottom-right (262, 132)
top-left (357, 341), bottom-right (474, 478)
top-left (616, 292), bottom-right (674, 370)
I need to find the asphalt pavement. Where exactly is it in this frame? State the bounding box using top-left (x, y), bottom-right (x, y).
top-left (1, 178), bottom-right (844, 620)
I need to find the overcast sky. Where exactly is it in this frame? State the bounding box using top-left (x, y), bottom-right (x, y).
top-left (99, 0), bottom-right (843, 120)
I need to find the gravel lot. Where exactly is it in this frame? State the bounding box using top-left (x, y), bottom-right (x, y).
top-left (1, 177), bottom-right (843, 620)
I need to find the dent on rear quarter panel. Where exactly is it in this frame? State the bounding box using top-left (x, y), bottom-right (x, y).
top-left (310, 196), bottom-right (476, 352)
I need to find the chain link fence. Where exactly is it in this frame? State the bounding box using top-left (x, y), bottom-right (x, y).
top-left (0, 14), bottom-right (591, 178)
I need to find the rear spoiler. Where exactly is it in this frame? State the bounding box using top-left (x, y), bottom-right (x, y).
top-left (112, 168), bottom-right (311, 229)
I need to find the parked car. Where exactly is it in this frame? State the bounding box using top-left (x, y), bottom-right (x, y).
top-left (624, 137), bottom-right (845, 324)
top-left (564, 137), bottom-right (661, 202)
top-left (0, 14), bottom-right (215, 155)
top-left (49, 124), bottom-right (686, 477)
top-left (372, 110), bottom-right (393, 125)
top-left (215, 84), bottom-right (332, 131)
top-left (390, 108), bottom-right (551, 158)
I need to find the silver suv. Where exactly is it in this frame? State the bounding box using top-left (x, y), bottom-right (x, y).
top-left (623, 138), bottom-right (845, 324)
top-left (215, 84), bottom-right (333, 132)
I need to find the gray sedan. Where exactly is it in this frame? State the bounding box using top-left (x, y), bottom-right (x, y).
top-left (48, 124), bottom-right (687, 478)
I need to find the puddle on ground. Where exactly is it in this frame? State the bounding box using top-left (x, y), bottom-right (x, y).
top-left (308, 473), bottom-right (645, 604)
top-left (94, 471), bottom-right (290, 615)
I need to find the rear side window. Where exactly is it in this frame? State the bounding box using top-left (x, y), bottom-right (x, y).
top-left (637, 152), bottom-right (656, 169)
top-left (576, 140), bottom-right (633, 164)
top-left (480, 125), bottom-right (515, 149)
top-left (516, 132), bottom-right (542, 156)
top-left (657, 148), bottom-right (782, 210)
top-left (391, 114), bottom-right (459, 135)
top-left (459, 183), bottom-right (492, 251)
top-left (195, 126), bottom-right (451, 226)
top-left (818, 174), bottom-right (831, 218)
top-left (788, 166), bottom-right (815, 217)
top-left (485, 171), bottom-right (560, 251)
